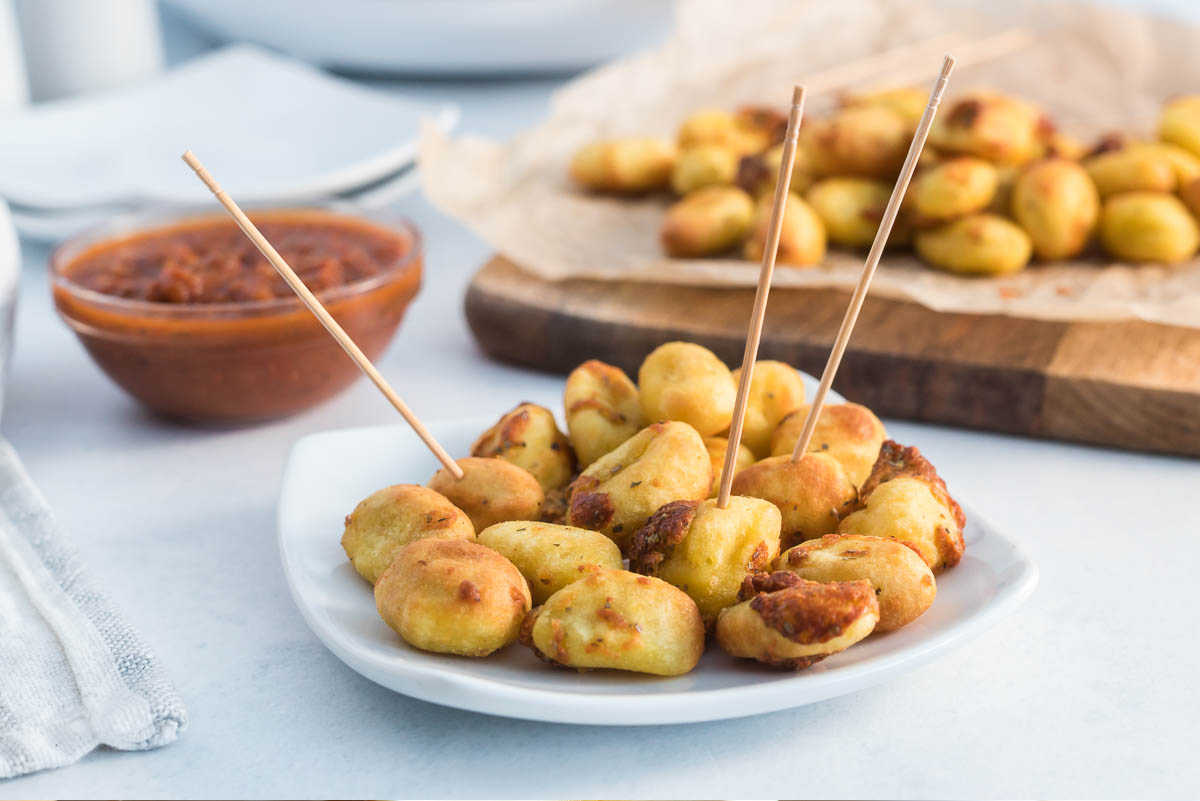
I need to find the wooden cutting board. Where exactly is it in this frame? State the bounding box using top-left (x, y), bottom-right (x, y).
top-left (465, 255), bottom-right (1200, 457)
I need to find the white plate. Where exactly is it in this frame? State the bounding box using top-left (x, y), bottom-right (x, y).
top-left (0, 45), bottom-right (457, 210)
top-left (166, 0), bottom-right (673, 75)
top-left (279, 417), bottom-right (1038, 725)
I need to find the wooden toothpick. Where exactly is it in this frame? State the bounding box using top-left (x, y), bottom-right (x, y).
top-left (181, 150), bottom-right (464, 480)
top-left (790, 55), bottom-right (955, 463)
top-left (716, 85), bottom-right (807, 509)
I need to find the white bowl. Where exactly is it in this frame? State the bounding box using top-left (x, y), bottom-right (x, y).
top-left (278, 415), bottom-right (1038, 725)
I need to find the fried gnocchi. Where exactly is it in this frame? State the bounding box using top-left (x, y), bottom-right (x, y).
top-left (472, 402), bottom-right (575, 491)
top-left (806, 177), bottom-right (890, 247)
top-left (913, 213), bottom-right (1032, 275)
top-left (629, 496), bottom-right (781, 624)
top-left (521, 568), bottom-right (705, 675)
top-left (778, 534), bottom-right (935, 632)
top-left (743, 192), bottom-right (827, 266)
top-left (429, 457), bottom-right (544, 532)
top-left (715, 571), bottom-right (878, 669)
top-left (661, 186), bottom-right (757, 257)
top-left (1010, 158), bottom-right (1100, 260)
top-left (769, 402), bottom-right (886, 488)
top-left (638, 341), bottom-right (736, 436)
top-left (341, 484), bottom-right (475, 585)
top-left (1099, 191), bottom-right (1200, 263)
top-left (729, 360), bottom-right (807, 457)
top-left (567, 420), bottom-right (711, 549)
top-left (677, 107), bottom-right (781, 156)
top-left (929, 92), bottom-right (1043, 165)
top-left (375, 538), bottom-right (531, 657)
top-left (671, 144), bottom-right (740, 195)
top-left (839, 440), bottom-right (965, 572)
top-left (563, 359), bottom-right (642, 468)
top-left (909, 157), bottom-right (998, 221)
top-left (802, 105), bottom-right (910, 178)
top-left (477, 521), bottom-right (623, 604)
top-left (569, 137), bottom-right (675, 193)
top-left (731, 452), bottom-right (857, 549)
top-left (1159, 95), bottom-right (1200, 158)
top-left (703, 436), bottom-right (756, 497)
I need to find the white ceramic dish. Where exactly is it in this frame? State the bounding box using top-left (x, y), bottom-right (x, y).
top-left (278, 415), bottom-right (1038, 725)
top-left (0, 45), bottom-right (456, 210)
top-left (166, 0), bottom-right (673, 75)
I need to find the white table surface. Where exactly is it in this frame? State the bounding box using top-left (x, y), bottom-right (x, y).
top-left (4, 6), bottom-right (1200, 799)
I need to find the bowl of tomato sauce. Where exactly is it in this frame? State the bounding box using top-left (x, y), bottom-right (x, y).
top-left (51, 207), bottom-right (422, 422)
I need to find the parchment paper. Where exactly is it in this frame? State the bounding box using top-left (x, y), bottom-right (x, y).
top-left (421, 0), bottom-right (1200, 328)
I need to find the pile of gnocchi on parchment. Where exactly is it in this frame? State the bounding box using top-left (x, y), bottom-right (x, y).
top-left (570, 89), bottom-right (1200, 275)
top-left (342, 342), bottom-right (964, 676)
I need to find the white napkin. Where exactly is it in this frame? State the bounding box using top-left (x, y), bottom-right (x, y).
top-left (0, 438), bottom-right (185, 778)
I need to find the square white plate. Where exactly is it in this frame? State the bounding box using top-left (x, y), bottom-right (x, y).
top-left (279, 417), bottom-right (1037, 725)
top-left (0, 45), bottom-right (456, 209)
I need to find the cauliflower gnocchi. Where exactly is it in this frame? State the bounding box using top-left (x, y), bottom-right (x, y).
top-left (477, 521), bottom-right (623, 604)
top-left (661, 186), bottom-right (756, 257)
top-left (671, 145), bottom-right (740, 195)
top-left (521, 568), bottom-right (705, 675)
top-left (806, 177), bottom-right (891, 247)
top-left (341, 484), bottom-right (475, 585)
top-left (566, 420), bottom-right (711, 549)
top-left (909, 157), bottom-right (998, 221)
top-left (375, 538), bottom-right (531, 657)
top-left (638, 341), bottom-right (736, 436)
top-left (769, 402), bottom-right (887, 488)
top-left (914, 213), bottom-right (1032, 275)
top-left (1099, 191), bottom-right (1200, 263)
top-left (729, 360), bottom-right (807, 457)
top-left (802, 105), bottom-right (910, 178)
top-left (569, 137), bottom-right (675, 193)
top-left (839, 440), bottom-right (965, 572)
top-left (703, 436), bottom-right (756, 497)
top-left (429, 457), bottom-right (544, 532)
top-left (629, 496), bottom-right (781, 624)
top-left (563, 359), bottom-right (642, 468)
top-left (472, 402), bottom-right (575, 491)
top-left (929, 92), bottom-right (1043, 165)
top-left (778, 534), bottom-right (936, 631)
top-left (731, 452), bottom-right (857, 549)
top-left (1159, 95), bottom-right (1200, 158)
top-left (742, 192), bottom-right (826, 266)
top-left (1010, 158), bottom-right (1100, 260)
top-left (677, 107), bottom-right (782, 156)
top-left (715, 571), bottom-right (879, 669)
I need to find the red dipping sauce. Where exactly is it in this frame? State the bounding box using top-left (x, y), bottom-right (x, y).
top-left (52, 209), bottom-right (422, 422)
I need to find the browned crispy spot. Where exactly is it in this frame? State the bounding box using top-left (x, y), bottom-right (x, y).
top-left (858, 440), bottom-right (967, 532)
top-left (539, 482), bottom-right (572, 524)
top-left (945, 98), bottom-right (983, 128)
top-left (568, 490), bottom-right (615, 530)
top-left (566, 397), bottom-right (627, 424)
top-left (760, 653), bottom-right (830, 671)
top-left (596, 601), bottom-right (639, 632)
top-left (1086, 131), bottom-right (1128, 158)
top-left (738, 570), bottom-right (803, 601)
top-left (748, 540), bottom-right (770, 571)
top-left (735, 153), bottom-right (773, 194)
top-left (458, 580), bottom-right (481, 602)
top-left (551, 619), bottom-right (569, 663)
top-left (747, 573), bottom-right (875, 644)
top-left (737, 105), bottom-right (788, 144)
top-left (518, 607), bottom-right (540, 648)
top-left (471, 404), bottom-right (532, 457)
top-left (628, 500), bottom-right (700, 573)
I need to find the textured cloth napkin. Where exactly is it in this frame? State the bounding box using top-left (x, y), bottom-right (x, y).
top-left (0, 438), bottom-right (186, 778)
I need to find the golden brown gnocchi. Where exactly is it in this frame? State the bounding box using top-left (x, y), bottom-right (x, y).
top-left (341, 484), bottom-right (475, 585)
top-left (778, 533), bottom-right (936, 632)
top-left (661, 186), bottom-right (757, 257)
top-left (1099, 191), bottom-right (1200, 263)
top-left (715, 571), bottom-right (878, 669)
top-left (677, 107), bottom-right (782, 156)
top-left (429, 457), bottom-right (544, 532)
top-left (731, 452), bottom-right (857, 549)
top-left (929, 92), bottom-right (1043, 165)
top-left (563, 359), bottom-right (642, 468)
top-left (569, 137), bottom-right (675, 193)
top-left (743, 192), bottom-right (827, 266)
top-left (838, 440), bottom-right (965, 572)
top-left (769, 402), bottom-right (886, 488)
top-left (471, 402), bottom-right (575, 492)
top-left (375, 538), bottom-right (531, 657)
top-left (729, 360), bottom-right (807, 458)
top-left (1010, 158), bottom-right (1100, 260)
top-left (1159, 95), bottom-right (1200, 158)
top-left (629, 496), bottom-right (781, 624)
top-left (806, 177), bottom-right (890, 247)
top-left (638, 341), bottom-right (736, 436)
top-left (702, 436), bottom-right (755, 497)
top-left (1085, 145), bottom-right (1177, 197)
top-left (671, 144), bottom-right (740, 195)
top-left (566, 421), bottom-right (711, 549)
top-left (802, 105), bottom-right (910, 178)
top-left (477, 521), bottom-right (623, 605)
top-left (520, 568), bottom-right (705, 675)
top-left (841, 86), bottom-right (928, 129)
top-left (909, 156), bottom-right (998, 222)
top-left (913, 213), bottom-right (1032, 275)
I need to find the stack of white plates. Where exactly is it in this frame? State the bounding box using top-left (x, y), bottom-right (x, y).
top-left (0, 46), bottom-right (458, 241)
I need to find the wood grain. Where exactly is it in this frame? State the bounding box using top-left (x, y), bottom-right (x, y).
top-left (466, 255), bottom-right (1200, 457)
